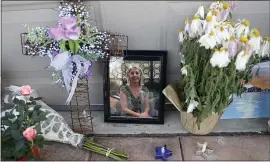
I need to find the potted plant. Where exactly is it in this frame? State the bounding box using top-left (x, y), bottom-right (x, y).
top-left (163, 1), bottom-right (270, 135)
top-left (1, 86), bottom-right (49, 161)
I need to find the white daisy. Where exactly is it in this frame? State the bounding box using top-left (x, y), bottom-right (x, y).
top-left (259, 37), bottom-right (270, 57)
top-left (190, 15), bottom-right (203, 38)
top-left (198, 31), bottom-right (218, 49)
top-left (235, 50), bottom-right (252, 71)
top-left (187, 100), bottom-right (199, 113)
top-left (195, 5), bottom-right (205, 19)
top-left (247, 28), bottom-right (262, 54)
top-left (210, 48), bottom-right (231, 68)
top-left (203, 15), bottom-right (217, 34)
top-left (235, 19), bottom-right (250, 38)
top-left (181, 66), bottom-right (188, 76)
top-left (178, 28), bottom-right (184, 43)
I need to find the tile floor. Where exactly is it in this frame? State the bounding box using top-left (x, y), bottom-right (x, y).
top-left (40, 135), bottom-right (270, 161)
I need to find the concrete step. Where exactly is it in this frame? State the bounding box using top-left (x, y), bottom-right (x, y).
top-left (58, 111), bottom-right (269, 136)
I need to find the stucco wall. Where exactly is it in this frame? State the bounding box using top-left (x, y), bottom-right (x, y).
top-left (1, 1), bottom-right (269, 109)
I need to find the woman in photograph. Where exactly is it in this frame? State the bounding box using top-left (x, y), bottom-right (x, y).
top-left (119, 64), bottom-right (151, 118)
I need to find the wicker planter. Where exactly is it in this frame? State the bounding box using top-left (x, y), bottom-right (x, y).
top-left (163, 84), bottom-right (222, 135)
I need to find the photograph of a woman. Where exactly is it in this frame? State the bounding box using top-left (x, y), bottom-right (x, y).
top-left (119, 64), bottom-right (151, 118)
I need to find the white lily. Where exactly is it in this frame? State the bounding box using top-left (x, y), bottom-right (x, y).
top-left (196, 5), bottom-right (205, 19)
top-left (187, 100), bottom-right (199, 113)
top-left (50, 51), bottom-right (70, 71)
top-left (210, 48), bottom-right (231, 68)
top-left (259, 37), bottom-right (270, 57)
top-left (181, 66), bottom-right (188, 76)
top-left (235, 50), bottom-right (252, 71)
top-left (190, 15), bottom-right (203, 38)
top-left (235, 19), bottom-right (250, 38)
top-left (203, 15), bottom-right (217, 34)
top-left (178, 28), bottom-right (184, 43)
top-left (198, 31), bottom-right (218, 49)
top-left (247, 28), bottom-right (262, 54)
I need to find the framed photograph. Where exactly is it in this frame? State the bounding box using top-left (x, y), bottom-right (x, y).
top-left (103, 50), bottom-right (167, 124)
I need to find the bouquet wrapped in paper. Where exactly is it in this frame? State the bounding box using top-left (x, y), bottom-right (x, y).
top-left (163, 1), bottom-right (270, 130)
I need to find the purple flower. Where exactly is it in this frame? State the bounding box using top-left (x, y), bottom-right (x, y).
top-left (48, 25), bottom-right (68, 40)
top-left (228, 40), bottom-right (238, 57)
top-left (59, 16), bottom-right (77, 29)
top-left (48, 16), bottom-right (81, 40)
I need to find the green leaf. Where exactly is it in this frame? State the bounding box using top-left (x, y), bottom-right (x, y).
top-left (2, 119), bottom-right (12, 126)
top-left (75, 40), bottom-right (80, 53)
top-left (34, 97), bottom-right (42, 100)
top-left (18, 114), bottom-right (24, 122)
top-left (38, 112), bottom-right (48, 121)
top-left (35, 124), bottom-right (41, 134)
top-left (11, 130), bottom-right (22, 140)
top-left (34, 105), bottom-right (42, 111)
top-left (29, 97), bottom-right (34, 101)
top-left (13, 148), bottom-right (26, 158)
top-left (34, 135), bottom-right (44, 142)
top-left (68, 40), bottom-right (75, 54)
top-left (13, 98), bottom-right (20, 104)
top-left (60, 40), bottom-right (67, 51)
top-left (10, 122), bottom-right (18, 129)
top-left (15, 139), bottom-right (25, 150)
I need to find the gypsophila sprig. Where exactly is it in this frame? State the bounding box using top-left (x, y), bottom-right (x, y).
top-left (23, 1), bottom-right (111, 104)
top-left (178, 1), bottom-right (269, 127)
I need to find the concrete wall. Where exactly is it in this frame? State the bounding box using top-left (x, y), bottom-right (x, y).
top-left (2, 1), bottom-right (269, 109)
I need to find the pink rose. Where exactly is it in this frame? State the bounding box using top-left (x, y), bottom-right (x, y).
top-left (19, 85), bottom-right (32, 96)
top-left (23, 127), bottom-right (37, 141)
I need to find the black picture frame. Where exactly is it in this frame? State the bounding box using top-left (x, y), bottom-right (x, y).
top-left (103, 50), bottom-right (167, 124)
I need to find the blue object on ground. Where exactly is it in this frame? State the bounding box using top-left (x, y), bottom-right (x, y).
top-left (155, 145), bottom-right (172, 161)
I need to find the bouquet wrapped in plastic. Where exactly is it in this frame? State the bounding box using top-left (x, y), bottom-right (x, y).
top-left (2, 85), bottom-right (128, 161)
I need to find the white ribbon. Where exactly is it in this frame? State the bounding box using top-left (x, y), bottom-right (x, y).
top-left (49, 51), bottom-right (90, 105)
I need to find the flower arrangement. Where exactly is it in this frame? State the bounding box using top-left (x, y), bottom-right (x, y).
top-left (23, 2), bottom-right (111, 104)
top-left (2, 85), bottom-right (128, 161)
top-left (1, 86), bottom-right (48, 161)
top-left (177, 1), bottom-right (269, 127)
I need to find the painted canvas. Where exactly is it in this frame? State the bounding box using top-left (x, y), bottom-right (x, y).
top-left (222, 61), bottom-right (270, 119)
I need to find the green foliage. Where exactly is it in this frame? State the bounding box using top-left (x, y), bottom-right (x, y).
top-left (1, 97), bottom-right (48, 161)
top-left (179, 39), bottom-right (262, 126)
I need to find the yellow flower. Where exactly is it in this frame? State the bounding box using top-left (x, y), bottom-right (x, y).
top-left (263, 36), bottom-right (270, 41)
top-left (193, 15), bottom-right (200, 19)
top-left (223, 3), bottom-right (230, 9)
top-left (179, 28), bottom-right (183, 32)
top-left (253, 28), bottom-right (260, 37)
top-left (243, 20), bottom-right (250, 26)
top-left (206, 16), bottom-right (212, 22)
top-left (210, 31), bottom-right (215, 36)
top-left (240, 36), bottom-right (248, 43)
top-left (212, 10), bottom-right (218, 16)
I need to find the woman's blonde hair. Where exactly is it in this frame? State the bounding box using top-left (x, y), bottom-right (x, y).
top-left (126, 63), bottom-right (144, 86)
